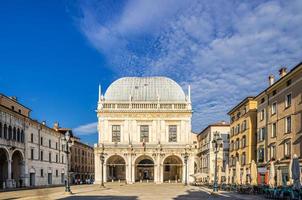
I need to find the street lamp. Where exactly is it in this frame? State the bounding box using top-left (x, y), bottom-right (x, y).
top-left (212, 131), bottom-right (223, 193)
top-left (100, 144), bottom-right (105, 188)
top-left (61, 130), bottom-right (73, 194)
top-left (183, 149), bottom-right (189, 186)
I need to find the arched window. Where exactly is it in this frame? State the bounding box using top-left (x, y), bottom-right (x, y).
top-left (20, 130), bottom-right (24, 143)
top-left (13, 127), bottom-right (16, 140)
top-left (4, 124), bottom-right (7, 139)
top-left (17, 128), bottom-right (20, 142)
top-left (0, 122), bottom-right (2, 138)
top-left (8, 125), bottom-right (12, 140)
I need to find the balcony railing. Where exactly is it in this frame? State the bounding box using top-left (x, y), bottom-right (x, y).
top-left (98, 102), bottom-right (191, 111)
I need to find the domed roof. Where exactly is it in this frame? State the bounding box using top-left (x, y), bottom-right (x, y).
top-left (104, 77), bottom-right (186, 102)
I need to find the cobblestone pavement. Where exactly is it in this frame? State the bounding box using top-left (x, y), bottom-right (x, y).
top-left (0, 183), bottom-right (266, 200)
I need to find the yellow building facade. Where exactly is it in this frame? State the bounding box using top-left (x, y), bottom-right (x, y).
top-left (255, 63), bottom-right (302, 184)
top-left (228, 97), bottom-right (257, 183)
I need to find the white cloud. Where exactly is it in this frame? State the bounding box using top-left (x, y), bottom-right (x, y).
top-left (74, 0), bottom-right (302, 131)
top-left (73, 122), bottom-right (97, 136)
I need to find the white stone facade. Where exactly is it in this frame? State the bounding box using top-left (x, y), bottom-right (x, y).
top-left (197, 123), bottom-right (230, 183)
top-left (94, 77), bottom-right (195, 184)
top-left (0, 94), bottom-right (67, 189)
top-left (26, 121), bottom-right (67, 187)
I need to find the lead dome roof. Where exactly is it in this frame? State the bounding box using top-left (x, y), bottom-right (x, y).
top-left (104, 77), bottom-right (186, 102)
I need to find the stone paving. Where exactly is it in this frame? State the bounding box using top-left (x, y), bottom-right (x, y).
top-left (0, 183), bottom-right (266, 200)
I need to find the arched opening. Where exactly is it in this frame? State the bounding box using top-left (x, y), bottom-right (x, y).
top-left (163, 155), bottom-right (183, 183)
top-left (135, 156), bottom-right (154, 182)
top-left (106, 155), bottom-right (126, 181)
top-left (0, 122), bottom-right (3, 138)
top-left (20, 130), bottom-right (24, 143)
top-left (17, 128), bottom-right (20, 142)
top-left (8, 125), bottom-right (12, 140)
top-left (4, 124), bottom-right (7, 139)
top-left (11, 150), bottom-right (24, 187)
top-left (13, 127), bottom-right (16, 141)
top-left (0, 148), bottom-right (8, 188)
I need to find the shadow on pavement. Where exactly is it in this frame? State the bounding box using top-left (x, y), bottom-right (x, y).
top-left (59, 195), bottom-right (138, 200)
top-left (174, 190), bottom-right (232, 200)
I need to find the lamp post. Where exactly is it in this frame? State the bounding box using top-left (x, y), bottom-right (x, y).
top-left (100, 144), bottom-right (105, 187)
top-left (212, 131), bottom-right (223, 193)
top-left (61, 130), bottom-right (73, 194)
top-left (183, 149), bottom-right (189, 186)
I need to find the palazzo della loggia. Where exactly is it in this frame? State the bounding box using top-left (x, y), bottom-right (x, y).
top-left (94, 77), bottom-right (196, 184)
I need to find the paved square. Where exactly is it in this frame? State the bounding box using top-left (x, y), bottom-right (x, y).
top-left (0, 183), bottom-right (266, 200)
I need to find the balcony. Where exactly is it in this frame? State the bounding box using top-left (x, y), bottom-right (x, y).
top-left (199, 143), bottom-right (211, 153)
top-left (98, 102), bottom-right (191, 112)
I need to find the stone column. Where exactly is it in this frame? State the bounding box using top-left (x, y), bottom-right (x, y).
top-left (94, 151), bottom-right (102, 184)
top-left (159, 155), bottom-right (164, 183)
top-left (7, 160), bottom-right (12, 179)
top-left (182, 158), bottom-right (186, 184)
top-left (154, 155), bottom-right (158, 183)
top-left (155, 154), bottom-right (161, 184)
top-left (160, 164), bottom-right (164, 183)
top-left (127, 154), bottom-right (133, 184)
top-left (131, 159), bottom-right (135, 183)
top-left (6, 160), bottom-right (13, 188)
top-left (103, 160), bottom-right (107, 183)
top-left (188, 155), bottom-right (195, 184)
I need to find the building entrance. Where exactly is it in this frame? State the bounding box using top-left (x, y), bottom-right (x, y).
top-left (163, 156), bottom-right (183, 182)
top-left (11, 150), bottom-right (24, 187)
top-left (135, 156), bottom-right (154, 182)
top-left (106, 155), bottom-right (126, 181)
top-left (30, 173), bottom-right (35, 186)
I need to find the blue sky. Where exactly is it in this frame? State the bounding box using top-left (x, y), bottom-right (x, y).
top-left (1, 0), bottom-right (302, 145)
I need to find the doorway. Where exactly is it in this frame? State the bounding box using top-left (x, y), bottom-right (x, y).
top-left (106, 155), bottom-right (126, 181)
top-left (30, 173), bottom-right (35, 186)
top-left (135, 156), bottom-right (154, 182)
top-left (48, 173), bottom-right (52, 185)
top-left (163, 156), bottom-right (183, 182)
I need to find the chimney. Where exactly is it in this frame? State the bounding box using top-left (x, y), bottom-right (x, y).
top-left (279, 67), bottom-right (287, 78)
top-left (268, 74), bottom-right (275, 86)
top-left (53, 122), bottom-right (59, 130)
